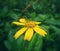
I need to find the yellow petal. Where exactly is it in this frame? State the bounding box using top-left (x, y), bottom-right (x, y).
top-left (34, 22), bottom-right (41, 24)
top-left (19, 18), bottom-right (26, 23)
top-left (12, 22), bottom-right (25, 26)
top-left (24, 28), bottom-right (33, 41)
top-left (14, 27), bottom-right (27, 39)
top-left (31, 21), bottom-right (41, 24)
top-left (33, 25), bottom-right (47, 37)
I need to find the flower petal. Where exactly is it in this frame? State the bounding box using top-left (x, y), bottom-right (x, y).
top-left (24, 28), bottom-right (33, 41)
top-left (14, 27), bottom-right (27, 39)
top-left (34, 22), bottom-right (41, 24)
top-left (19, 18), bottom-right (26, 23)
top-left (12, 22), bottom-right (25, 25)
top-left (33, 25), bottom-right (47, 37)
top-left (31, 21), bottom-right (41, 24)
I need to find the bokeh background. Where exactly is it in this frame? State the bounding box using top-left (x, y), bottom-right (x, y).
top-left (0, 0), bottom-right (60, 51)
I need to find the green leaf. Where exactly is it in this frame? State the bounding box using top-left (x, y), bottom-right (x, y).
top-left (33, 36), bottom-right (43, 51)
top-left (30, 12), bottom-right (36, 18)
top-left (4, 41), bottom-right (11, 51)
top-left (8, 12), bottom-right (21, 20)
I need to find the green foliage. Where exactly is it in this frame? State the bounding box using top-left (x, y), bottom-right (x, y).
top-left (0, 0), bottom-right (60, 51)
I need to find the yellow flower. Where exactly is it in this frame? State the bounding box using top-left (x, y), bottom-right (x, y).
top-left (12, 18), bottom-right (47, 41)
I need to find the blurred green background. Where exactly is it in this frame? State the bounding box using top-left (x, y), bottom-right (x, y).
top-left (0, 0), bottom-right (60, 51)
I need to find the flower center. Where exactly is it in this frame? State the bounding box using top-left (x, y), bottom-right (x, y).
top-left (25, 22), bottom-right (35, 28)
